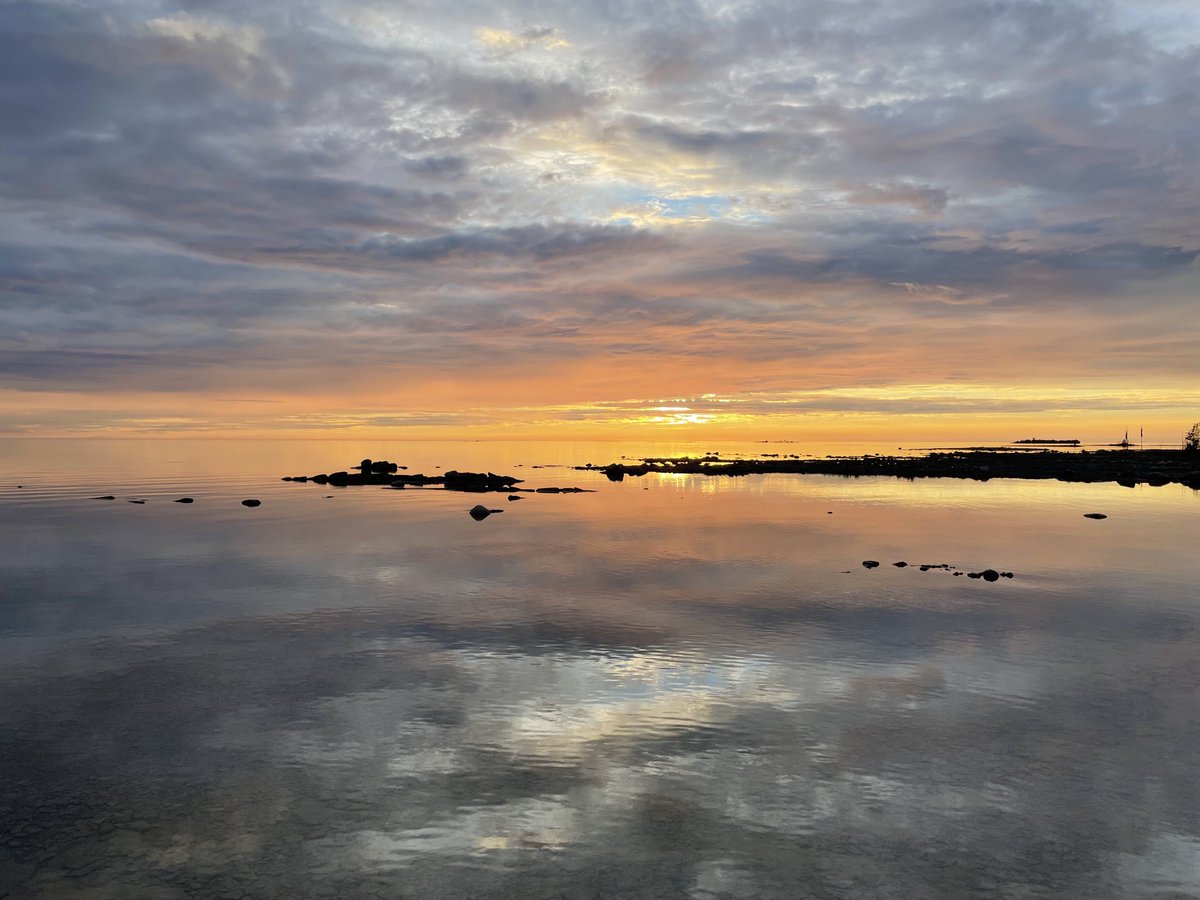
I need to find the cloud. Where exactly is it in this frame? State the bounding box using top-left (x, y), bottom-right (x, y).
top-left (1, 0), bottom-right (1198, 432)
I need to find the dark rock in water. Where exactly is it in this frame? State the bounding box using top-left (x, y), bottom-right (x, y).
top-left (469, 504), bottom-right (502, 521)
top-left (128, 499), bottom-right (146, 504)
top-left (862, 560), bottom-right (880, 569)
top-left (390, 481), bottom-right (407, 489)
top-left (359, 458), bottom-right (372, 473)
top-left (1083, 512), bottom-right (1108, 519)
top-left (91, 495), bottom-right (116, 500)
top-left (967, 569), bottom-right (1002, 581)
top-left (507, 494), bottom-right (523, 501)
top-left (954, 571), bottom-right (964, 576)
top-left (893, 561), bottom-right (908, 568)
top-left (175, 497), bottom-right (194, 503)
top-left (1116, 472), bottom-right (1137, 488)
top-left (444, 470), bottom-right (522, 492)
top-left (1001, 572), bottom-right (1014, 578)
top-left (241, 499), bottom-right (261, 507)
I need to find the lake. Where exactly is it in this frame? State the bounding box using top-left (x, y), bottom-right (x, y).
top-left (2, 438), bottom-right (1199, 899)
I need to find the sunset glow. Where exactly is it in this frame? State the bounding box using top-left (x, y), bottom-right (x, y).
top-left (3, 1), bottom-right (1198, 441)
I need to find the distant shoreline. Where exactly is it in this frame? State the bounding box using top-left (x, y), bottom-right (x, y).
top-left (578, 449), bottom-right (1200, 490)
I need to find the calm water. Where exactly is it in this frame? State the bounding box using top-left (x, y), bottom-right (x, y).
top-left (2, 438), bottom-right (1200, 899)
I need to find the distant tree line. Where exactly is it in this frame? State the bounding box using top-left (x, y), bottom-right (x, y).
top-left (1186, 422), bottom-right (1200, 453)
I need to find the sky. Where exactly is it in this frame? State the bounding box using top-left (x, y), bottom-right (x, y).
top-left (2, 0), bottom-right (1199, 441)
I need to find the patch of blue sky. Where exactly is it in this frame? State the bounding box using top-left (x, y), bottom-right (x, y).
top-left (654, 195), bottom-right (733, 219)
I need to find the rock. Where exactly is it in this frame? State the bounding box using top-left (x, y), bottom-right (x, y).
top-left (175, 497), bottom-right (194, 503)
top-left (128, 499), bottom-right (146, 504)
top-left (469, 505), bottom-right (502, 521)
top-left (966, 570), bottom-right (1004, 581)
top-left (1083, 512), bottom-right (1107, 519)
top-left (241, 499), bottom-right (261, 507)
top-left (893, 561), bottom-right (908, 568)
top-left (507, 494), bottom-right (523, 501)
top-left (862, 560), bottom-right (880, 569)
top-left (90, 495), bottom-right (116, 500)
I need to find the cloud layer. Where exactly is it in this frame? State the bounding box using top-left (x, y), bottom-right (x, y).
top-left (2, 0), bottom-right (1198, 436)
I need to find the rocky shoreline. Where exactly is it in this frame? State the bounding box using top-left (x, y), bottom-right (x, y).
top-left (577, 449), bottom-right (1200, 489)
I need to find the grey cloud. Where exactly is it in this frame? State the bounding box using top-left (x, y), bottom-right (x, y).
top-left (358, 223), bottom-right (664, 264)
top-left (2, 0), bottom-right (1198, 404)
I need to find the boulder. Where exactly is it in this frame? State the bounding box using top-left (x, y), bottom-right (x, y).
top-left (469, 505), bottom-right (501, 521)
top-left (862, 560), bottom-right (880, 569)
top-left (241, 499), bottom-right (261, 507)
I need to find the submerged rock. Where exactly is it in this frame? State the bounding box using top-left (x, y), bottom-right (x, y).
top-left (90, 495), bottom-right (116, 500)
top-left (1083, 512), bottom-right (1108, 519)
top-left (174, 497), bottom-right (194, 503)
top-left (241, 499), bottom-right (261, 507)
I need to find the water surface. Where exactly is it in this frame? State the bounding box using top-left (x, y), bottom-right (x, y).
top-left (2, 438), bottom-right (1199, 898)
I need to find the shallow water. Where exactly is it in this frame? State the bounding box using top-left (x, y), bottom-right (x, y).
top-left (2, 438), bottom-right (1199, 898)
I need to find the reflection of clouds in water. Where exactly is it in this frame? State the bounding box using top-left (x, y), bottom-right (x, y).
top-left (3, 464), bottom-right (1200, 897)
top-left (1119, 832), bottom-right (1200, 895)
top-left (354, 795), bottom-right (580, 862)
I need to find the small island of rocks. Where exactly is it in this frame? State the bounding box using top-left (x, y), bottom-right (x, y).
top-left (283, 459), bottom-right (594, 494)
